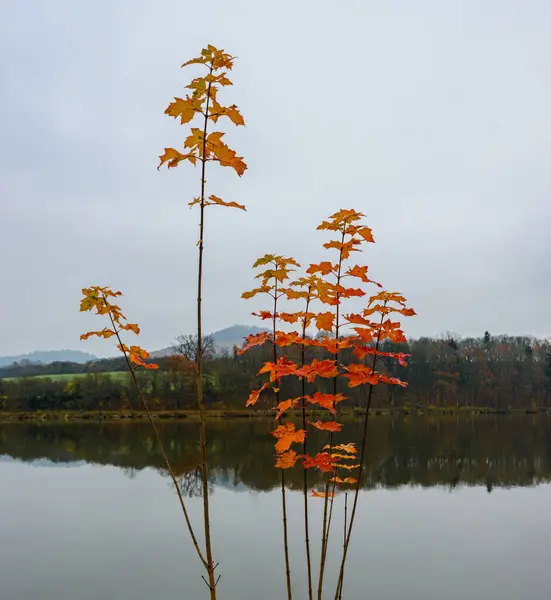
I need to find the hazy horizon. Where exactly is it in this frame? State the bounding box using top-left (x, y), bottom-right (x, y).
top-left (2, 1), bottom-right (550, 356)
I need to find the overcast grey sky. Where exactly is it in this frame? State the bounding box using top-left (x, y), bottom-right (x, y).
top-left (1, 0), bottom-right (550, 357)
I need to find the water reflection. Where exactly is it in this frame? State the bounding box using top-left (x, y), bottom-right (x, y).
top-left (2, 415), bottom-right (550, 492)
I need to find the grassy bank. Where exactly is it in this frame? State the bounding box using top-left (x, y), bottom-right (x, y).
top-left (0, 371), bottom-right (128, 382)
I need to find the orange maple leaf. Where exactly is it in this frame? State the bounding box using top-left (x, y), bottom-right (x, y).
top-left (309, 420), bottom-right (343, 432)
top-left (341, 364), bottom-right (380, 387)
top-left (246, 381), bottom-right (270, 407)
top-left (306, 261), bottom-right (337, 276)
top-left (345, 265), bottom-right (370, 282)
top-left (315, 312), bottom-right (334, 332)
top-left (272, 423), bottom-right (306, 453)
top-left (238, 331), bottom-right (271, 354)
top-left (274, 398), bottom-right (300, 419)
top-left (323, 443), bottom-right (357, 454)
top-left (296, 359), bottom-right (338, 383)
top-left (275, 450), bottom-right (299, 469)
top-left (274, 331), bottom-right (303, 347)
top-left (278, 312), bottom-right (302, 324)
top-left (206, 194), bottom-right (246, 211)
top-left (258, 357), bottom-right (298, 382)
top-left (302, 452), bottom-right (337, 473)
top-left (330, 477), bottom-right (358, 485)
top-left (252, 310), bottom-right (273, 320)
top-left (312, 490), bottom-right (334, 498)
top-left (305, 392), bottom-right (347, 415)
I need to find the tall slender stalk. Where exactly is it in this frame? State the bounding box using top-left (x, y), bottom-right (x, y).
top-left (195, 67), bottom-right (219, 600)
top-left (104, 307), bottom-right (208, 569)
top-left (300, 290), bottom-right (314, 600)
top-left (272, 277), bottom-right (294, 600)
top-left (334, 309), bottom-right (386, 600)
top-left (317, 230), bottom-right (345, 600)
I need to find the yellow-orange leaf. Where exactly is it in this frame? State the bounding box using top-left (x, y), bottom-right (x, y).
top-left (272, 423), bottom-right (306, 453)
top-left (334, 463), bottom-right (360, 470)
top-left (238, 331), bottom-right (271, 354)
top-left (305, 392), bottom-right (347, 415)
top-left (207, 194), bottom-right (246, 211)
top-left (315, 312), bottom-right (334, 332)
top-left (246, 381), bottom-right (270, 407)
top-left (274, 398), bottom-right (300, 419)
top-left (306, 261), bottom-right (337, 276)
top-left (302, 452), bottom-right (337, 472)
top-left (312, 490), bottom-right (334, 498)
top-left (309, 420), bottom-right (343, 432)
top-left (241, 285), bottom-right (271, 299)
top-left (274, 331), bottom-right (303, 347)
top-left (158, 147), bottom-right (196, 169)
top-left (165, 96), bottom-right (203, 124)
top-left (275, 450), bottom-right (299, 469)
top-left (330, 477), bottom-right (357, 485)
top-left (327, 443), bottom-right (357, 454)
top-left (80, 327), bottom-right (116, 341)
top-left (296, 359), bottom-right (338, 382)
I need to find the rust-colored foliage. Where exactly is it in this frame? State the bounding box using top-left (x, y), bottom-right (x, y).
top-left (272, 422), bottom-right (307, 454)
top-left (80, 286), bottom-right (158, 370)
top-left (159, 45), bottom-right (246, 181)
top-left (309, 420), bottom-right (343, 432)
top-left (241, 208), bottom-right (415, 599)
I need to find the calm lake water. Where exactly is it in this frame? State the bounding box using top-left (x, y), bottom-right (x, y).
top-left (2, 416), bottom-right (551, 600)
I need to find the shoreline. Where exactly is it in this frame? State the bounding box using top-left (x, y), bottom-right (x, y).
top-left (1, 406), bottom-right (550, 423)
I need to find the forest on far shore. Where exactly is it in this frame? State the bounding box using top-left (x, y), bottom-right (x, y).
top-left (1, 332), bottom-right (551, 413)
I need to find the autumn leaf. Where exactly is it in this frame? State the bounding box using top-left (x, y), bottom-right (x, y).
top-left (206, 194), bottom-right (246, 211)
top-left (241, 285), bottom-right (271, 299)
top-left (302, 452), bottom-right (337, 473)
top-left (272, 423), bottom-right (306, 453)
top-left (334, 463), bottom-right (360, 470)
top-left (120, 323), bottom-right (140, 335)
top-left (341, 364), bottom-right (381, 387)
top-left (306, 262), bottom-right (337, 276)
top-left (315, 312), bottom-right (334, 332)
top-left (296, 359), bottom-right (339, 382)
top-left (80, 327), bottom-right (116, 341)
top-left (274, 398), bottom-right (300, 419)
top-left (158, 147), bottom-right (196, 169)
top-left (210, 103), bottom-right (245, 126)
top-left (330, 477), bottom-right (357, 485)
top-left (252, 310), bottom-right (273, 320)
top-left (275, 450), bottom-right (299, 469)
top-left (258, 357), bottom-right (297, 382)
top-left (238, 331), bottom-right (271, 354)
top-left (356, 226), bottom-right (374, 243)
top-left (165, 96), bottom-right (204, 124)
top-left (278, 312), bottom-right (302, 324)
top-left (309, 420), bottom-right (343, 432)
top-left (305, 392), bottom-right (347, 415)
top-left (246, 381), bottom-right (270, 407)
top-left (345, 265), bottom-right (370, 282)
top-left (274, 331), bottom-right (303, 347)
top-left (312, 490), bottom-right (334, 498)
top-left (323, 239), bottom-right (361, 260)
top-left (324, 443), bottom-right (357, 454)
top-left (378, 374), bottom-right (408, 388)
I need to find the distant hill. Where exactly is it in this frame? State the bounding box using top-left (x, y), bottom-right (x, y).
top-left (151, 324), bottom-right (268, 358)
top-left (0, 350), bottom-right (98, 368)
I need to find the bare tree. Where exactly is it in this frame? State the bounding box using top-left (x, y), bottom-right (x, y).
top-left (172, 334), bottom-right (216, 362)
